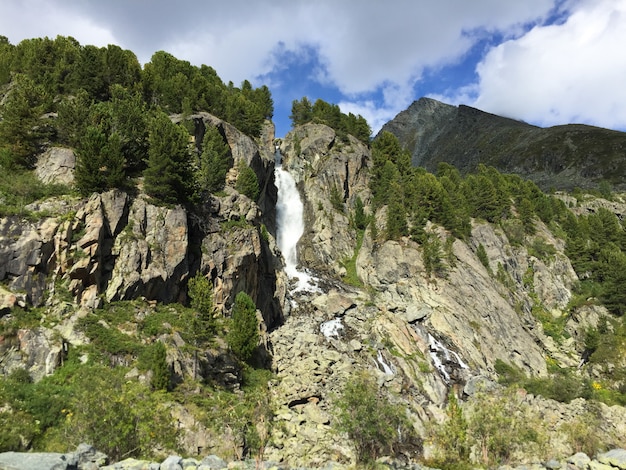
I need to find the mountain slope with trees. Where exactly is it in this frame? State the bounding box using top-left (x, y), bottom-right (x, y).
top-left (380, 97), bottom-right (626, 191)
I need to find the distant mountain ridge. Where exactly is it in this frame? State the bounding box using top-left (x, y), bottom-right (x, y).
top-left (380, 97), bottom-right (626, 190)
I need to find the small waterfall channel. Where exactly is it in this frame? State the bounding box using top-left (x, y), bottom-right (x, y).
top-left (274, 148), bottom-right (318, 292)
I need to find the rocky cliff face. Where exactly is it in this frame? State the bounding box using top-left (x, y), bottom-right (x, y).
top-left (0, 115), bottom-right (285, 379)
top-left (2, 115), bottom-right (626, 467)
top-left (265, 123), bottom-right (626, 465)
top-left (278, 123), bottom-right (371, 276)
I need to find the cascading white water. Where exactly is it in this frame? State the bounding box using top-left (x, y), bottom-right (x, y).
top-left (428, 333), bottom-right (468, 383)
top-left (377, 350), bottom-right (395, 375)
top-left (274, 149), bottom-right (317, 292)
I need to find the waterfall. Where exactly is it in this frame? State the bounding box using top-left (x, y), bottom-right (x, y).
top-left (377, 350), bottom-right (395, 375)
top-left (274, 149), bottom-right (318, 292)
top-left (428, 333), bottom-right (468, 383)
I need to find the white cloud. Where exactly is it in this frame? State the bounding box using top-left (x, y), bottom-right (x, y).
top-left (195, 0), bottom-right (556, 132)
top-left (0, 1), bottom-right (117, 48)
top-left (338, 80), bottom-right (420, 135)
top-left (338, 100), bottom-right (395, 137)
top-left (8, 0), bottom-right (621, 132)
top-left (1, 1), bottom-right (556, 85)
top-left (472, 0), bottom-right (626, 129)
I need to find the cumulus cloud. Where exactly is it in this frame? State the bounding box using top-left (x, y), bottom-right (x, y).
top-left (472, 0), bottom-right (626, 129)
top-left (0, 1), bottom-right (118, 48)
top-left (3, 0), bottom-right (622, 133)
top-left (1, 1), bottom-right (555, 87)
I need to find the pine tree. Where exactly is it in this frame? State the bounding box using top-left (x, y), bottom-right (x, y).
top-left (74, 126), bottom-right (127, 196)
top-left (109, 85), bottom-right (149, 172)
top-left (76, 45), bottom-right (108, 101)
top-left (251, 84), bottom-right (274, 119)
top-left (197, 125), bottom-right (232, 194)
top-left (227, 292), bottom-right (259, 363)
top-left (518, 198), bottom-right (535, 235)
top-left (464, 175), bottom-right (502, 222)
top-left (600, 248), bottom-right (626, 316)
top-left (103, 133), bottom-right (126, 190)
top-left (56, 89), bottom-right (93, 147)
top-left (423, 232), bottom-right (446, 278)
top-left (0, 36), bottom-right (13, 86)
top-left (226, 93), bottom-right (262, 137)
top-left (75, 126), bottom-right (108, 195)
top-left (235, 160), bottom-right (259, 200)
top-left (370, 132), bottom-right (409, 206)
top-left (144, 112), bottom-right (194, 205)
top-left (372, 160), bottom-right (398, 207)
top-left (353, 196), bottom-right (368, 230)
top-left (149, 342), bottom-right (170, 391)
top-left (188, 272), bottom-right (217, 340)
top-left (476, 243), bottom-right (492, 275)
top-left (386, 180), bottom-right (408, 240)
top-left (0, 74), bottom-right (47, 168)
top-left (289, 97), bottom-right (313, 126)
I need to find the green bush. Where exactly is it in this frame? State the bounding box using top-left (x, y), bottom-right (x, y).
top-left (53, 364), bottom-right (178, 461)
top-left (429, 393), bottom-right (471, 469)
top-left (560, 404), bottom-right (602, 456)
top-left (142, 341), bottom-right (170, 391)
top-left (524, 372), bottom-right (590, 404)
top-left (0, 167), bottom-right (70, 218)
top-left (188, 271), bottom-right (217, 340)
top-left (494, 359), bottom-right (525, 386)
top-left (340, 228), bottom-right (365, 287)
top-left (227, 292), bottom-right (259, 363)
top-left (334, 371), bottom-right (419, 465)
top-left (330, 183), bottom-right (344, 212)
top-left (190, 365), bottom-right (274, 461)
top-left (235, 161), bottom-right (259, 200)
top-left (77, 313), bottom-right (143, 358)
top-left (0, 365), bottom-right (71, 450)
top-left (466, 391), bottom-right (545, 467)
top-left (430, 389), bottom-right (546, 468)
top-left (528, 237), bottom-right (557, 262)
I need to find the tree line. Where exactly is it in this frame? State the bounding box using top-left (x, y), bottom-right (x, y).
top-left (289, 96), bottom-right (371, 144)
top-left (368, 131), bottom-right (626, 316)
top-left (0, 35), bottom-right (268, 204)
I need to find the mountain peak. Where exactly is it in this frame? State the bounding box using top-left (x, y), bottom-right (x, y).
top-left (380, 100), bottom-right (626, 190)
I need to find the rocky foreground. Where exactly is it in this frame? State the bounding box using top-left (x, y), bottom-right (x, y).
top-left (1, 445), bottom-right (626, 470)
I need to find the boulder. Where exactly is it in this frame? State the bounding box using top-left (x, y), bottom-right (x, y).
top-left (0, 451), bottom-right (71, 470)
top-left (0, 327), bottom-right (63, 381)
top-left (35, 147), bottom-right (76, 185)
top-left (311, 290), bottom-right (356, 317)
top-left (567, 452), bottom-right (591, 468)
top-left (99, 457), bottom-right (157, 469)
top-left (71, 443), bottom-right (109, 468)
top-left (100, 189), bottom-right (129, 237)
top-left (159, 455), bottom-right (183, 470)
top-left (598, 449), bottom-right (626, 469)
top-left (0, 285), bottom-right (20, 313)
top-left (199, 455), bottom-right (227, 469)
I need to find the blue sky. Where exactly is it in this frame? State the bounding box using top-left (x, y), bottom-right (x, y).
top-left (2, 0), bottom-right (626, 138)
